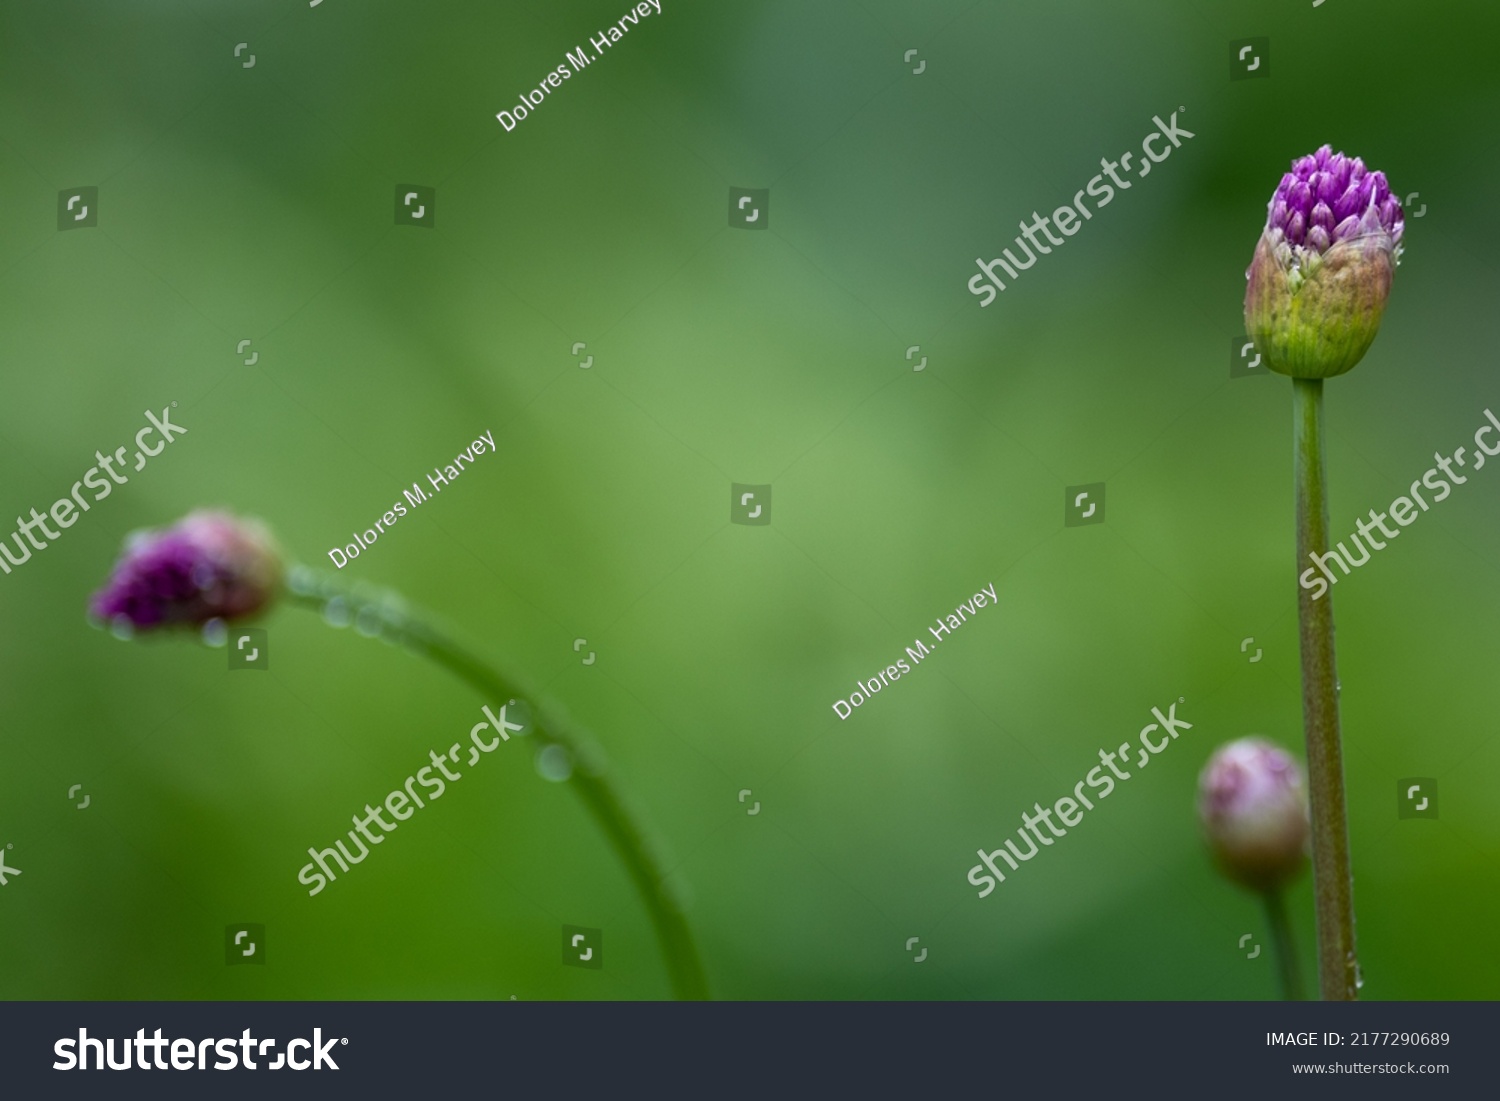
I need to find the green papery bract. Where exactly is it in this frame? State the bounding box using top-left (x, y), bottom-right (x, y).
top-left (1244, 229), bottom-right (1397, 380)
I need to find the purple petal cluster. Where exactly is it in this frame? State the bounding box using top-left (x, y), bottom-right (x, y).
top-left (1245, 145), bottom-right (1404, 378)
top-left (90, 511), bottom-right (282, 631)
top-left (1265, 144), bottom-right (1403, 257)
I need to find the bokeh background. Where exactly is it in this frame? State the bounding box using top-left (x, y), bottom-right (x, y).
top-left (2, 0), bottom-right (1498, 1000)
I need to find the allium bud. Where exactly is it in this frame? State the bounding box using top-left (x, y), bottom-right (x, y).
top-left (1198, 738), bottom-right (1309, 892)
top-left (89, 510), bottom-right (283, 633)
top-left (1244, 145), bottom-right (1404, 379)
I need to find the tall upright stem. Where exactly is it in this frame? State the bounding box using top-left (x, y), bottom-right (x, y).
top-left (1293, 378), bottom-right (1359, 1000)
top-left (1262, 888), bottom-right (1305, 1001)
top-left (287, 576), bottom-right (711, 1001)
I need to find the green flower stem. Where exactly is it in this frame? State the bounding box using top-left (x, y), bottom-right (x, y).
top-left (1262, 888), bottom-right (1305, 1001)
top-left (1293, 378), bottom-right (1359, 1001)
top-left (285, 571), bottom-right (711, 1001)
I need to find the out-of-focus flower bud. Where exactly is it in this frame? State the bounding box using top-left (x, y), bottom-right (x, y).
top-left (1198, 738), bottom-right (1310, 892)
top-left (89, 510), bottom-right (283, 633)
top-left (1245, 145), bottom-right (1404, 379)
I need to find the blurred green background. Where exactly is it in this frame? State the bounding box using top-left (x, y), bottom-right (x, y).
top-left (2, 0), bottom-right (1498, 1000)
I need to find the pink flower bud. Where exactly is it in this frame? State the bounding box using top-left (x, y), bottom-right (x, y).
top-left (89, 510), bottom-right (283, 632)
top-left (1198, 738), bottom-right (1309, 892)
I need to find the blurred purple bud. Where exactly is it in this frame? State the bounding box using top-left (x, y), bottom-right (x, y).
top-left (89, 510), bottom-right (283, 633)
top-left (1198, 738), bottom-right (1309, 893)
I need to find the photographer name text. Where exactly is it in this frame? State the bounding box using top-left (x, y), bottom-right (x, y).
top-left (496, 1), bottom-right (664, 134)
top-left (831, 582), bottom-right (998, 720)
top-left (327, 429), bottom-right (495, 569)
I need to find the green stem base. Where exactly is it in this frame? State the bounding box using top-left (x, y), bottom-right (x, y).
top-left (1263, 888), bottom-right (1305, 1001)
top-left (1293, 377), bottom-right (1359, 1001)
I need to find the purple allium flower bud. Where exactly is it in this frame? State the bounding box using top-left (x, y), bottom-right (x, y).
top-left (89, 510), bottom-right (283, 633)
top-left (1198, 738), bottom-right (1310, 892)
top-left (1245, 145), bottom-right (1404, 379)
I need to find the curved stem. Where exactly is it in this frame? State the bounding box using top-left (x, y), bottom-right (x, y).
top-left (1262, 888), bottom-right (1305, 1001)
top-left (285, 571), bottom-right (711, 1001)
top-left (1293, 378), bottom-right (1359, 1000)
